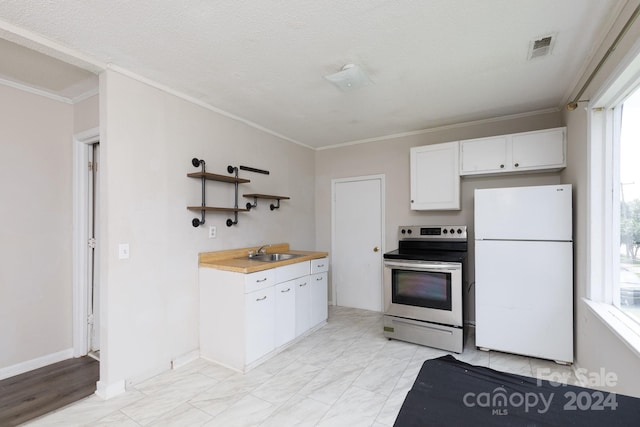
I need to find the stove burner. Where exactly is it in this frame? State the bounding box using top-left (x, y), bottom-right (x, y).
top-left (384, 225), bottom-right (468, 262)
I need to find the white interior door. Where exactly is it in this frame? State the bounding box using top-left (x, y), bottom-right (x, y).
top-left (72, 127), bottom-right (100, 358)
top-left (332, 176), bottom-right (384, 311)
top-left (88, 143), bottom-right (100, 352)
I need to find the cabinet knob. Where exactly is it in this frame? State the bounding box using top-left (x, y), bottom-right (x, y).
top-left (500, 164), bottom-right (504, 168)
top-left (373, 246), bottom-right (380, 252)
top-left (514, 163), bottom-right (519, 167)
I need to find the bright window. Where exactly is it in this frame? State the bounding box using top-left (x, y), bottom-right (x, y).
top-left (588, 48), bottom-right (640, 349)
top-left (618, 89), bottom-right (640, 325)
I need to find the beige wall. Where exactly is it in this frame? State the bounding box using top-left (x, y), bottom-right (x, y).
top-left (316, 111), bottom-right (563, 322)
top-left (99, 70), bottom-right (316, 388)
top-left (0, 85), bottom-right (74, 370)
top-left (74, 94), bottom-right (99, 133)
top-left (561, 0), bottom-right (640, 398)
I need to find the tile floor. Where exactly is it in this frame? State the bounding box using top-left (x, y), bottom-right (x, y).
top-left (25, 306), bottom-right (578, 426)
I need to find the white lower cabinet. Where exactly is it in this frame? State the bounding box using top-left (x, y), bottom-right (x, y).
top-left (309, 257), bottom-right (329, 328)
top-left (294, 276), bottom-right (311, 337)
top-left (245, 287), bottom-right (275, 365)
top-left (200, 258), bottom-right (329, 372)
top-left (310, 272), bottom-right (328, 327)
top-left (275, 280), bottom-right (296, 347)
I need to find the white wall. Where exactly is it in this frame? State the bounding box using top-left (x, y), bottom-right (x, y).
top-left (98, 69), bottom-right (316, 389)
top-left (74, 94), bottom-right (99, 133)
top-left (562, 0), bottom-right (640, 398)
top-left (0, 85), bottom-right (74, 371)
top-left (315, 111), bottom-right (563, 323)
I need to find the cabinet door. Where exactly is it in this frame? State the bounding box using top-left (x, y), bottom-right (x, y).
top-left (511, 128), bottom-right (565, 171)
top-left (294, 276), bottom-right (311, 337)
top-left (274, 280), bottom-right (296, 348)
top-left (459, 136), bottom-right (509, 175)
top-left (410, 141), bottom-right (460, 210)
top-left (245, 286), bottom-right (275, 364)
top-left (310, 272), bottom-right (328, 327)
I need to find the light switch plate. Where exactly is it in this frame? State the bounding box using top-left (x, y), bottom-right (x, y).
top-left (118, 243), bottom-right (130, 259)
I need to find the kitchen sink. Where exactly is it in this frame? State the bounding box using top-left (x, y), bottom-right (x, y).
top-left (247, 253), bottom-right (304, 262)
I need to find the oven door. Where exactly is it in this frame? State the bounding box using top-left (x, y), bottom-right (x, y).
top-left (384, 260), bottom-right (462, 327)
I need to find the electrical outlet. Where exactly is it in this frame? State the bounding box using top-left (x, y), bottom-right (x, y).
top-left (209, 225), bottom-right (217, 239)
top-left (118, 243), bottom-right (130, 259)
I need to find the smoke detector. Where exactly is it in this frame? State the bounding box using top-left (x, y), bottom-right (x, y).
top-left (528, 34), bottom-right (556, 60)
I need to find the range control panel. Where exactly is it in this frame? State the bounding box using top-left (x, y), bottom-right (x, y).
top-left (398, 225), bottom-right (467, 240)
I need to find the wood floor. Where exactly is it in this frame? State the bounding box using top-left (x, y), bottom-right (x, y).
top-left (0, 357), bottom-right (99, 426)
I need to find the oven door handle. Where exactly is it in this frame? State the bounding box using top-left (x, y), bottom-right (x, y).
top-left (383, 261), bottom-right (461, 271)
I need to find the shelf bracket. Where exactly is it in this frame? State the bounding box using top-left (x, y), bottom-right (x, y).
top-left (227, 165), bottom-right (240, 227)
top-left (246, 196), bottom-right (258, 211)
top-left (192, 158), bottom-right (206, 227)
top-left (270, 199), bottom-right (281, 211)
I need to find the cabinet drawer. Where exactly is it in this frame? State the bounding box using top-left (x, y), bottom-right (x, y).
top-left (311, 257), bottom-right (329, 274)
top-left (244, 269), bottom-right (275, 293)
top-left (276, 261), bottom-right (310, 283)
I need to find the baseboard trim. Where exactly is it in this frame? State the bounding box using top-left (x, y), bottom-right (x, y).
top-left (95, 379), bottom-right (126, 400)
top-left (0, 348), bottom-right (74, 381)
top-left (171, 350), bottom-right (200, 370)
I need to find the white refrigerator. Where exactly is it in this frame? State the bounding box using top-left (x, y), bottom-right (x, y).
top-left (474, 184), bottom-right (573, 363)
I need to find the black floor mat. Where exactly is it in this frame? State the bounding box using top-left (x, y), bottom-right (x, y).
top-left (394, 355), bottom-right (640, 427)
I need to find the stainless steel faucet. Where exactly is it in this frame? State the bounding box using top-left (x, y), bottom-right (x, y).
top-left (257, 244), bottom-right (271, 255)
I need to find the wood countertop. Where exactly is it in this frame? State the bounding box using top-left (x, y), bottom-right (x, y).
top-left (199, 243), bottom-right (328, 273)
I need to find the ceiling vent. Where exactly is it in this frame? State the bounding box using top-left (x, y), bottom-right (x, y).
top-left (528, 34), bottom-right (556, 60)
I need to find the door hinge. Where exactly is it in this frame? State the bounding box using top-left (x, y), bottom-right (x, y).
top-left (87, 314), bottom-right (94, 326)
top-left (88, 238), bottom-right (97, 249)
top-left (88, 161), bottom-right (93, 171)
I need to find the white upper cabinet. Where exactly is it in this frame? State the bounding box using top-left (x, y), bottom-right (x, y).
top-left (511, 128), bottom-right (566, 170)
top-left (410, 141), bottom-right (461, 210)
top-left (459, 135), bottom-right (509, 174)
top-left (460, 127), bottom-right (566, 176)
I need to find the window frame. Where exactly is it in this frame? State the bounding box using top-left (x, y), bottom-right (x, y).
top-left (587, 43), bottom-right (640, 355)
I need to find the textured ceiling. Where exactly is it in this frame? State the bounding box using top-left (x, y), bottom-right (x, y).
top-left (0, 0), bottom-right (623, 147)
top-left (0, 38), bottom-right (97, 100)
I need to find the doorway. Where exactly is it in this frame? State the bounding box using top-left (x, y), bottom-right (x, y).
top-left (331, 175), bottom-right (385, 311)
top-left (72, 128), bottom-right (100, 359)
top-left (87, 143), bottom-right (100, 357)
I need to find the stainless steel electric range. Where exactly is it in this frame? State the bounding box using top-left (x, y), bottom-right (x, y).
top-left (383, 225), bottom-right (467, 353)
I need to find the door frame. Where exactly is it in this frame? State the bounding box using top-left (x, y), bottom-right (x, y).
top-left (72, 127), bottom-right (100, 357)
top-left (330, 174), bottom-right (385, 308)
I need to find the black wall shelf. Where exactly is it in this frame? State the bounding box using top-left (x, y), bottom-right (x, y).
top-left (188, 158), bottom-right (290, 227)
top-left (187, 158), bottom-right (249, 227)
top-left (243, 194), bottom-right (291, 211)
